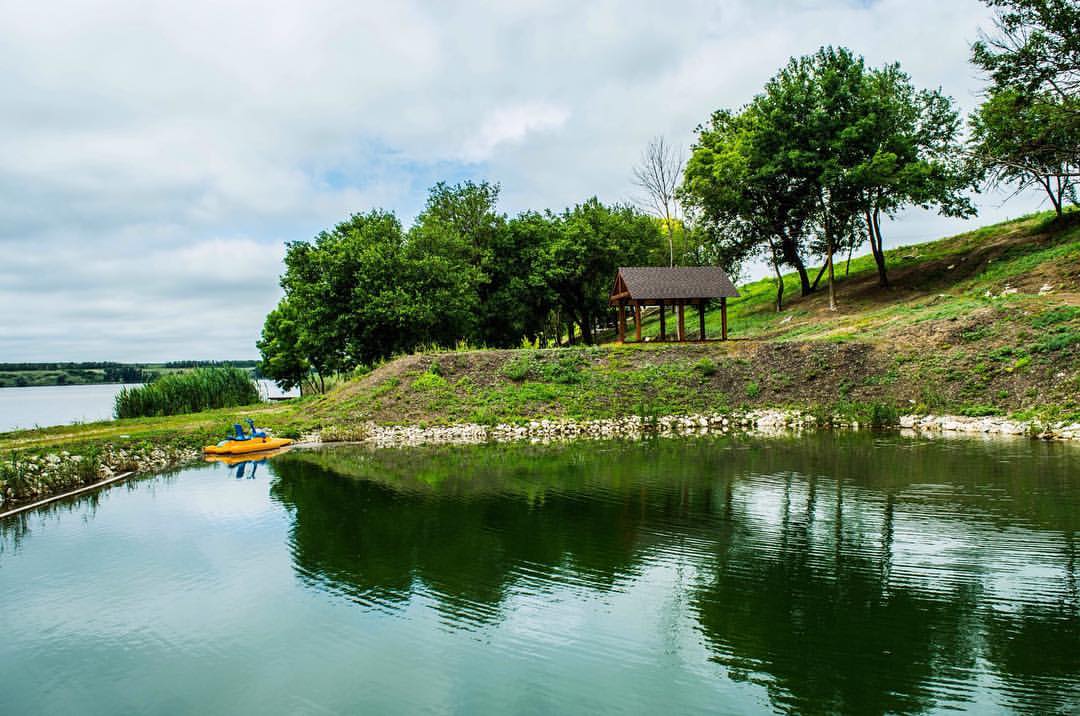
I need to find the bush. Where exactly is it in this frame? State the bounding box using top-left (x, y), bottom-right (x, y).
top-left (539, 352), bottom-right (586, 384)
top-left (114, 367), bottom-right (260, 418)
top-left (501, 355), bottom-right (533, 382)
top-left (869, 403), bottom-right (900, 428)
top-left (745, 381), bottom-right (761, 399)
top-left (959, 404), bottom-right (1000, 417)
top-left (411, 371), bottom-right (448, 391)
top-left (1031, 306), bottom-right (1080, 328)
top-left (694, 358), bottom-right (718, 377)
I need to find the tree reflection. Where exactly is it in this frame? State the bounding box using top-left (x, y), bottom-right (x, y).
top-left (268, 435), bottom-right (1080, 713)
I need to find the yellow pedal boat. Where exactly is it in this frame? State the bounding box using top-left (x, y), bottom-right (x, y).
top-left (204, 446), bottom-right (292, 465)
top-left (203, 436), bottom-right (293, 455)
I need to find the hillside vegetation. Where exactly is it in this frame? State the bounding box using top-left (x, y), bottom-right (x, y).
top-left (6, 211), bottom-right (1076, 459)
top-left (291, 210), bottom-right (1079, 429)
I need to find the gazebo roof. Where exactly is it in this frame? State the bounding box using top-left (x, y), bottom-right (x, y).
top-left (610, 267), bottom-right (740, 303)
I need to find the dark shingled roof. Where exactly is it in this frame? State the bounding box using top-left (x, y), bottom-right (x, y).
top-left (611, 267), bottom-right (740, 302)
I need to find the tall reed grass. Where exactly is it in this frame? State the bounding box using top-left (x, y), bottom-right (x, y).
top-left (114, 367), bottom-right (260, 418)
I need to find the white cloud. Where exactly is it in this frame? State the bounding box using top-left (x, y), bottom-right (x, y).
top-left (0, 0), bottom-right (1047, 361)
top-left (461, 102), bottom-right (570, 162)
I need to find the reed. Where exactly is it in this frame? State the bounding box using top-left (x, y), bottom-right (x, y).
top-left (114, 367), bottom-right (260, 418)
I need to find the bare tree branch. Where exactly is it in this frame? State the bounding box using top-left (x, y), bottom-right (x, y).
top-left (632, 136), bottom-right (686, 266)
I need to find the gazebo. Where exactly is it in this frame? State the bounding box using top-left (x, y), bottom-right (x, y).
top-left (609, 267), bottom-right (740, 343)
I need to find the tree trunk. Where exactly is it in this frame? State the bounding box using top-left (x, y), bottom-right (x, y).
top-left (811, 261), bottom-right (828, 292)
top-left (772, 259), bottom-right (784, 312)
top-left (870, 208), bottom-right (889, 288)
top-left (827, 238), bottom-right (836, 312)
top-left (665, 217), bottom-right (675, 267)
top-left (781, 236), bottom-right (812, 295)
top-left (579, 314), bottom-right (594, 345)
top-left (791, 254), bottom-right (812, 295)
top-left (1045, 175), bottom-right (1064, 218)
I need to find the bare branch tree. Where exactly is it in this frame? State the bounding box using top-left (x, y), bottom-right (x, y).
top-left (633, 136), bottom-right (685, 266)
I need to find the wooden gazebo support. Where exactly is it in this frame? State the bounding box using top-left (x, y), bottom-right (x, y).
top-left (614, 297), bottom-right (728, 343)
top-left (610, 266), bottom-right (738, 344)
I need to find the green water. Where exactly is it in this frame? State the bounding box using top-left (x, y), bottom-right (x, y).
top-left (1, 434), bottom-right (1077, 714)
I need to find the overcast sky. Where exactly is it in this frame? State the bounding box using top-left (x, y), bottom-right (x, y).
top-left (0, 0), bottom-right (1045, 362)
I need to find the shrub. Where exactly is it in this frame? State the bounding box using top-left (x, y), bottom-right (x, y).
top-left (1031, 327), bottom-right (1079, 353)
top-left (539, 352), bottom-right (586, 384)
top-left (1031, 306), bottom-right (1080, 328)
top-left (869, 403), bottom-right (899, 428)
top-left (501, 355), bottom-right (533, 382)
top-left (114, 367), bottom-right (259, 418)
top-left (694, 358), bottom-right (718, 377)
top-left (959, 404), bottom-right (1000, 417)
top-left (411, 371), bottom-right (448, 391)
top-left (745, 381), bottom-right (761, 399)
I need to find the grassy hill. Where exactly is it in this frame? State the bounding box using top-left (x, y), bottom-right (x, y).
top-left (295, 209), bottom-right (1079, 430)
top-left (2, 210), bottom-right (1078, 504)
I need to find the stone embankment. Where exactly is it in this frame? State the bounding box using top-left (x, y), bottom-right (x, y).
top-left (322, 409), bottom-right (853, 448)
top-left (898, 415), bottom-right (1080, 440)
top-left (6, 410), bottom-right (1078, 511)
top-left (319, 410), bottom-right (1080, 449)
top-left (1, 444), bottom-right (200, 509)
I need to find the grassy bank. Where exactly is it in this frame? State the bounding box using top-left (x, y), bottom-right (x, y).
top-left (2, 210), bottom-right (1078, 507)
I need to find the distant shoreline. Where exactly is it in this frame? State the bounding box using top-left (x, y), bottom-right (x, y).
top-left (0, 361), bottom-right (259, 389)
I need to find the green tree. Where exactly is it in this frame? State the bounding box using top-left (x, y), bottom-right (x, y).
top-left (973, 0), bottom-right (1080, 103)
top-left (683, 104), bottom-right (819, 310)
top-left (541, 199), bottom-right (660, 344)
top-left (257, 298), bottom-right (316, 393)
top-left (274, 209), bottom-right (410, 377)
top-left (852, 64), bottom-right (976, 287)
top-left (684, 48), bottom-right (975, 309)
top-left (970, 0), bottom-right (1080, 217)
top-left (970, 88), bottom-right (1078, 217)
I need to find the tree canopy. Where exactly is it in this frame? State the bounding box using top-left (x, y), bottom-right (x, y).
top-left (970, 0), bottom-right (1079, 217)
top-left (259, 183), bottom-right (666, 389)
top-left (682, 47), bottom-right (973, 310)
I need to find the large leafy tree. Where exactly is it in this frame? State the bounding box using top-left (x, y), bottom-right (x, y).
top-left (541, 199), bottom-right (660, 344)
top-left (970, 0), bottom-right (1079, 217)
top-left (852, 64), bottom-right (977, 287)
top-left (683, 47), bottom-right (974, 310)
top-left (257, 298), bottom-right (317, 393)
top-left (682, 106), bottom-right (818, 311)
top-left (970, 87), bottom-right (1078, 216)
top-left (972, 0), bottom-right (1080, 103)
top-left (276, 210), bottom-right (413, 374)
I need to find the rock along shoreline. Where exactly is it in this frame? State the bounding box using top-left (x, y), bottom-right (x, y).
top-left (3, 409), bottom-right (1077, 512)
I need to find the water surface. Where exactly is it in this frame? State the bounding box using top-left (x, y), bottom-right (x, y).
top-left (1, 434), bottom-right (1077, 714)
top-left (0, 379), bottom-right (296, 432)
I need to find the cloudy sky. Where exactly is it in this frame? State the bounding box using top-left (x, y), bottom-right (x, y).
top-left (0, 0), bottom-right (1044, 362)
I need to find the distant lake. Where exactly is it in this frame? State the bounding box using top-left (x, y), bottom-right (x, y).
top-left (0, 380), bottom-right (296, 433)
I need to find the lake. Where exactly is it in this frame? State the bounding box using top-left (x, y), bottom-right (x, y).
top-left (0, 380), bottom-right (297, 432)
top-left (1, 434), bottom-right (1077, 714)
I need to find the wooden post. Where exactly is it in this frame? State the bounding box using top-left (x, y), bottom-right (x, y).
top-left (698, 301), bottom-right (706, 341)
top-left (677, 302), bottom-right (686, 342)
top-left (721, 297), bottom-right (728, 341)
top-left (634, 302), bottom-right (642, 342)
top-left (617, 302), bottom-right (626, 343)
top-left (659, 304), bottom-right (666, 341)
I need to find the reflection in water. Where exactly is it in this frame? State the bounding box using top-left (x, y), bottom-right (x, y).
top-left (271, 435), bottom-right (1079, 714)
top-left (1, 434), bottom-right (1077, 714)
